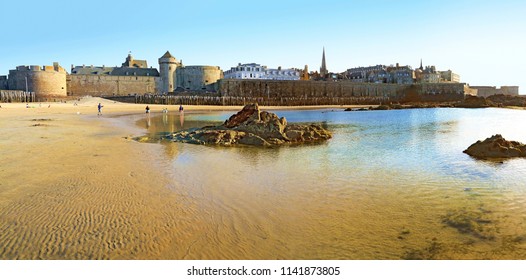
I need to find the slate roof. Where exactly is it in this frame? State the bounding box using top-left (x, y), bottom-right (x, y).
top-left (71, 66), bottom-right (114, 75)
top-left (161, 51), bottom-right (174, 58)
top-left (109, 67), bottom-right (159, 77)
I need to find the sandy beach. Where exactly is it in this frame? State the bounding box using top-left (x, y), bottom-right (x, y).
top-left (0, 97), bottom-right (359, 259)
top-left (0, 98), bottom-right (233, 259)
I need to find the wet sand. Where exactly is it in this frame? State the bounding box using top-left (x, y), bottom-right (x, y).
top-left (0, 98), bottom-right (362, 259)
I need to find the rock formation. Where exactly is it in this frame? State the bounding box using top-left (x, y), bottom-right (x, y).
top-left (455, 96), bottom-right (493, 108)
top-left (169, 103), bottom-right (332, 146)
top-left (463, 134), bottom-right (526, 158)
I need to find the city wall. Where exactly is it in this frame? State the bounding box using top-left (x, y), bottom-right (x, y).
top-left (217, 80), bottom-right (467, 104)
top-left (0, 76), bottom-right (8, 90)
top-left (121, 80), bottom-right (468, 106)
top-left (8, 65), bottom-right (67, 98)
top-left (67, 75), bottom-right (159, 96)
top-left (470, 86), bottom-right (519, 98)
top-left (176, 66), bottom-right (223, 91)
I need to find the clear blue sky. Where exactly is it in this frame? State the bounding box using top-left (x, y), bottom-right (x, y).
top-left (1, 0), bottom-right (525, 92)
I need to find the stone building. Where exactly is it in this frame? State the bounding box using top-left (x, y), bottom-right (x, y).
top-left (158, 51), bottom-right (223, 93)
top-left (415, 65), bottom-right (440, 83)
top-left (122, 53), bottom-right (148, 68)
top-left (439, 70), bottom-right (460, 83)
top-left (176, 66), bottom-right (223, 91)
top-left (158, 51), bottom-right (182, 94)
top-left (470, 86), bottom-right (519, 97)
top-left (346, 65), bottom-right (386, 83)
top-left (386, 64), bottom-right (415, 84)
top-left (346, 64), bottom-right (414, 84)
top-left (300, 65), bottom-right (309, 81)
top-left (7, 62), bottom-right (67, 98)
top-left (0, 76), bottom-right (7, 90)
top-left (68, 54), bottom-right (159, 96)
top-left (224, 63), bottom-right (300, 80)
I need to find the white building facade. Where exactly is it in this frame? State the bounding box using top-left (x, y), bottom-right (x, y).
top-left (224, 63), bottom-right (300, 80)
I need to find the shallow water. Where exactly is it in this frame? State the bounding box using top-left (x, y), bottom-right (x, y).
top-left (138, 108), bottom-right (526, 259)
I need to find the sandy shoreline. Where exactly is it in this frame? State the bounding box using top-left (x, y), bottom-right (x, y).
top-left (0, 97), bottom-right (207, 259)
top-left (0, 97), bottom-right (370, 259)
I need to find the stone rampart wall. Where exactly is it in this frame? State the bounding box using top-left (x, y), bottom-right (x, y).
top-left (176, 66), bottom-right (223, 91)
top-left (67, 75), bottom-right (159, 96)
top-left (218, 80), bottom-right (467, 103)
top-left (8, 67), bottom-right (67, 98)
top-left (0, 76), bottom-right (8, 90)
top-left (473, 86), bottom-right (520, 97)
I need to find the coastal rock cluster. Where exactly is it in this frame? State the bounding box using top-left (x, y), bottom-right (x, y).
top-left (464, 134), bottom-right (526, 159)
top-left (169, 103), bottom-right (332, 146)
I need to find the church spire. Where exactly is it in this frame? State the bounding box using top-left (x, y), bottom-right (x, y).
top-left (419, 58), bottom-right (423, 70)
top-left (320, 47), bottom-right (327, 77)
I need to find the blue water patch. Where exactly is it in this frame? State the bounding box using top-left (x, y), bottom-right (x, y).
top-left (144, 107), bottom-right (526, 192)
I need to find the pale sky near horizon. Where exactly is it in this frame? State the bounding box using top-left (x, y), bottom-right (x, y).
top-left (1, 0), bottom-right (525, 92)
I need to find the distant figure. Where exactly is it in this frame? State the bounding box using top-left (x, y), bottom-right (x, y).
top-left (26, 103), bottom-right (29, 108)
top-left (179, 105), bottom-right (184, 113)
top-left (97, 103), bottom-right (103, 115)
top-left (162, 108), bottom-right (168, 114)
top-left (145, 106), bottom-right (150, 114)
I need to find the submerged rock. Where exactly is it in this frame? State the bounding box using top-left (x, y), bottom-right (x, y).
top-left (463, 134), bottom-right (526, 158)
top-left (169, 103), bottom-right (332, 146)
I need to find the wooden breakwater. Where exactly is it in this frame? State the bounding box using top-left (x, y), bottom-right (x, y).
top-left (0, 90), bottom-right (36, 103)
top-left (105, 94), bottom-right (391, 106)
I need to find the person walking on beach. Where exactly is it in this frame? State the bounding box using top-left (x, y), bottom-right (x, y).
top-left (145, 105), bottom-right (150, 114)
top-left (97, 103), bottom-right (103, 115)
top-left (179, 104), bottom-right (184, 113)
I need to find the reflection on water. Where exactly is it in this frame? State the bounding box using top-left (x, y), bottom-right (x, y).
top-left (138, 108), bottom-right (526, 259)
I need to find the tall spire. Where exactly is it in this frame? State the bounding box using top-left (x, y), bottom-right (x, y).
top-left (419, 58), bottom-right (423, 70)
top-left (320, 47), bottom-right (327, 77)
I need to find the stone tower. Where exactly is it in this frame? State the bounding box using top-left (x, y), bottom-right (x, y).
top-left (158, 51), bottom-right (178, 93)
top-left (320, 47), bottom-right (328, 78)
top-left (301, 65), bottom-right (310, 80)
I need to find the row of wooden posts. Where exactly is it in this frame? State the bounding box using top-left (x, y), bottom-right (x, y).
top-left (134, 94), bottom-right (391, 106)
top-left (0, 91), bottom-right (35, 103)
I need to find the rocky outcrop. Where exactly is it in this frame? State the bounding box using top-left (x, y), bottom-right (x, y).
top-left (487, 94), bottom-right (526, 107)
top-left (169, 103), bottom-right (332, 146)
top-left (455, 96), bottom-right (494, 108)
top-left (463, 134), bottom-right (526, 158)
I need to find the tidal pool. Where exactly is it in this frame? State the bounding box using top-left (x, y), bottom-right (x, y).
top-left (137, 108), bottom-right (526, 259)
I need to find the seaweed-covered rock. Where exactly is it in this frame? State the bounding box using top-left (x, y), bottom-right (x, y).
top-left (169, 103), bottom-right (332, 146)
top-left (464, 134), bottom-right (526, 158)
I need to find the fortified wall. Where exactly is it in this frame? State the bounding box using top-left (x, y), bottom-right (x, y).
top-left (217, 79), bottom-right (468, 104)
top-left (176, 66), bottom-right (223, 91)
top-left (470, 86), bottom-right (519, 98)
top-left (67, 75), bottom-right (159, 96)
top-left (0, 76), bottom-right (8, 90)
top-left (7, 63), bottom-right (67, 98)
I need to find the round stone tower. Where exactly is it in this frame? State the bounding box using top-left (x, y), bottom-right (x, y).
top-left (158, 51), bottom-right (178, 94)
top-left (7, 62), bottom-right (67, 99)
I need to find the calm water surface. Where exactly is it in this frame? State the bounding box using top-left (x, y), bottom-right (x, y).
top-left (137, 108), bottom-right (526, 259)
